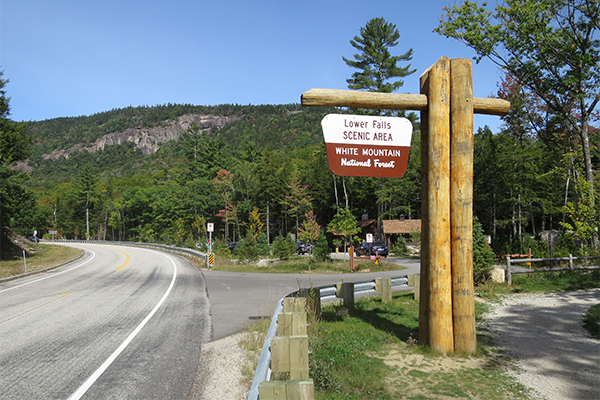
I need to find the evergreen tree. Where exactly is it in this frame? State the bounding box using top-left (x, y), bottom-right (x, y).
top-left (0, 70), bottom-right (34, 259)
top-left (75, 165), bottom-right (96, 239)
top-left (343, 17), bottom-right (416, 94)
top-left (313, 232), bottom-right (330, 262)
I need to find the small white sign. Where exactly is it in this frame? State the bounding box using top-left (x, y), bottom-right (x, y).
top-left (207, 223), bottom-right (214, 232)
top-left (366, 233), bottom-right (373, 243)
top-left (321, 114), bottom-right (412, 147)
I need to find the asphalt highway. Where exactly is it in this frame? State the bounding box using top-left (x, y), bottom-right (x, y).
top-left (0, 243), bottom-right (210, 400)
top-left (0, 243), bottom-right (419, 399)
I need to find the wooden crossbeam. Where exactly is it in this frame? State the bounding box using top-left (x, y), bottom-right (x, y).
top-left (301, 88), bottom-right (510, 116)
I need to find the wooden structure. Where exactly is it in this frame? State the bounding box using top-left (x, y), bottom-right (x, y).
top-left (260, 297), bottom-right (314, 400)
top-left (302, 57), bottom-right (510, 355)
top-left (382, 218), bottom-right (422, 247)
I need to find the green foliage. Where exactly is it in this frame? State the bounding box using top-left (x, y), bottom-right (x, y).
top-left (212, 237), bottom-right (231, 258)
top-left (298, 210), bottom-right (320, 247)
top-left (0, 71), bottom-right (35, 248)
top-left (327, 207), bottom-right (360, 251)
top-left (272, 234), bottom-right (296, 260)
top-left (437, 0), bottom-right (599, 247)
top-left (235, 233), bottom-right (259, 262)
top-left (343, 17), bottom-right (416, 94)
top-left (313, 232), bottom-right (330, 262)
top-left (561, 177), bottom-right (597, 243)
top-left (256, 232), bottom-right (270, 256)
top-left (392, 236), bottom-right (409, 256)
top-left (473, 216), bottom-right (495, 282)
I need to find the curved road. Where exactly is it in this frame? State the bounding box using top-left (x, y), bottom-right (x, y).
top-left (0, 243), bottom-right (210, 400)
top-left (0, 243), bottom-right (418, 399)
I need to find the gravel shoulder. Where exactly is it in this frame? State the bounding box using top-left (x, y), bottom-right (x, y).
top-left (485, 288), bottom-right (600, 400)
top-left (194, 288), bottom-right (600, 400)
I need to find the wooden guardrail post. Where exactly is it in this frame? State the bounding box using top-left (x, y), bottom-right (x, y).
top-left (260, 297), bottom-right (314, 400)
top-left (376, 278), bottom-right (392, 303)
top-left (342, 282), bottom-right (354, 310)
top-left (408, 274), bottom-right (421, 302)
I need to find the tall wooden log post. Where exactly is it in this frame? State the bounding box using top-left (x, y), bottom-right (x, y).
top-left (420, 56), bottom-right (454, 354)
top-left (450, 59), bottom-right (477, 354)
top-left (301, 57), bottom-right (509, 355)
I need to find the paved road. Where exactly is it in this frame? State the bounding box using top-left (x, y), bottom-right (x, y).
top-left (202, 256), bottom-right (420, 339)
top-left (0, 243), bottom-right (210, 400)
top-left (0, 242), bottom-right (418, 399)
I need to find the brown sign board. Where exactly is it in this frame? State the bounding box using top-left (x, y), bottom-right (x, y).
top-left (321, 114), bottom-right (413, 178)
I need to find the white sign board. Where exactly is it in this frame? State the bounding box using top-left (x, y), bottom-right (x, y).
top-left (207, 223), bottom-right (214, 232)
top-left (321, 114), bottom-right (413, 178)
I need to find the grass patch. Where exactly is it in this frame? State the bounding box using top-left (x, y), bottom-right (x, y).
top-left (309, 293), bottom-right (532, 400)
top-left (239, 316), bottom-right (271, 388)
top-left (583, 303), bottom-right (600, 339)
top-left (476, 270), bottom-right (600, 300)
top-left (0, 244), bottom-right (83, 279)
top-left (208, 255), bottom-right (404, 274)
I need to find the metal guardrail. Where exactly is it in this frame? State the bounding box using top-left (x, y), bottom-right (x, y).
top-left (247, 275), bottom-right (409, 400)
top-left (46, 239), bottom-right (208, 262)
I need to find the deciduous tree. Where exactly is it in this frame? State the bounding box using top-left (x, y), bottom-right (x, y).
top-left (437, 0), bottom-right (600, 247)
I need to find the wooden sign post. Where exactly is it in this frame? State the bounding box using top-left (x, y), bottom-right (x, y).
top-left (301, 57), bottom-right (509, 355)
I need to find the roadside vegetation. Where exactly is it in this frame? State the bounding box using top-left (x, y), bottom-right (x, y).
top-left (208, 254), bottom-right (403, 274)
top-left (240, 270), bottom-right (599, 399)
top-left (0, 243), bottom-right (82, 279)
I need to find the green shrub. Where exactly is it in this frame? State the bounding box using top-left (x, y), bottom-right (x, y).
top-left (235, 233), bottom-right (259, 262)
top-left (272, 234), bottom-right (296, 260)
top-left (473, 216), bottom-right (495, 283)
top-left (257, 232), bottom-right (270, 256)
top-left (213, 237), bottom-right (231, 257)
top-left (313, 232), bottom-right (330, 262)
top-left (392, 237), bottom-right (409, 256)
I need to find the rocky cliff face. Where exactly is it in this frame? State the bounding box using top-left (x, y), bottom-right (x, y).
top-left (41, 114), bottom-right (242, 161)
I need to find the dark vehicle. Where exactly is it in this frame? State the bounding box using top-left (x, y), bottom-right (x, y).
top-left (355, 241), bottom-right (388, 257)
top-left (28, 236), bottom-right (39, 243)
top-left (227, 242), bottom-right (238, 252)
top-left (296, 241), bottom-right (313, 255)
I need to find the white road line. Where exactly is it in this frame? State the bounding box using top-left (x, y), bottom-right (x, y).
top-left (0, 250), bottom-right (96, 294)
top-left (67, 251), bottom-right (178, 400)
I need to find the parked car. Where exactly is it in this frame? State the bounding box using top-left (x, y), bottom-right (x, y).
top-left (296, 241), bottom-right (313, 255)
top-left (227, 242), bottom-right (238, 252)
top-left (28, 236), bottom-right (39, 243)
top-left (355, 241), bottom-right (388, 257)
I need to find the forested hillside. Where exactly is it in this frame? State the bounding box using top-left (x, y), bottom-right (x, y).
top-left (16, 103), bottom-right (426, 248)
top-left (6, 98), bottom-right (598, 257)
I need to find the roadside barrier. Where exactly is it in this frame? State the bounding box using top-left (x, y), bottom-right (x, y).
top-left (505, 255), bottom-right (599, 285)
top-left (248, 275), bottom-right (409, 400)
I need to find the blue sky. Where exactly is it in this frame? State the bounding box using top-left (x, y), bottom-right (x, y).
top-left (1, 0), bottom-right (507, 131)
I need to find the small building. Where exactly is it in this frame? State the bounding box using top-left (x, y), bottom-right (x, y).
top-left (382, 218), bottom-right (422, 247)
top-left (355, 219), bottom-right (378, 241)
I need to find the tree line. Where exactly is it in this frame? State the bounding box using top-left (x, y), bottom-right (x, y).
top-left (2, 1), bottom-right (598, 261)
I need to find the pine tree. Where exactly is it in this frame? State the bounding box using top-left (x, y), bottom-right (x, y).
top-left (343, 17), bottom-right (416, 94)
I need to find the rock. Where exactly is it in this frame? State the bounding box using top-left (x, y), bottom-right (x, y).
top-left (487, 267), bottom-right (505, 283)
